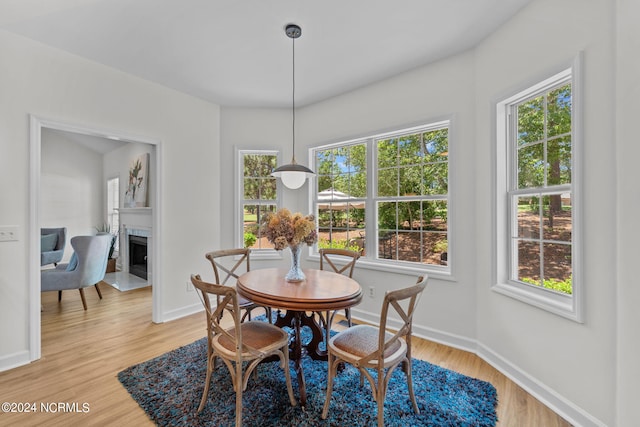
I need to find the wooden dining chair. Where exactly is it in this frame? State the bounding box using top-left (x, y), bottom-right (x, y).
top-left (319, 248), bottom-right (360, 328)
top-left (321, 275), bottom-right (428, 427)
top-left (205, 248), bottom-right (271, 323)
top-left (190, 274), bottom-right (296, 425)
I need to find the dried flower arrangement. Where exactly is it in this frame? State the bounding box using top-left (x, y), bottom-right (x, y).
top-left (260, 208), bottom-right (317, 250)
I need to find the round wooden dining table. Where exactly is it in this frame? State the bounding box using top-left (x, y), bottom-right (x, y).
top-left (237, 267), bottom-right (362, 406)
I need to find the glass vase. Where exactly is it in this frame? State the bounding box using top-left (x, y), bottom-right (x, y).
top-left (285, 244), bottom-right (306, 282)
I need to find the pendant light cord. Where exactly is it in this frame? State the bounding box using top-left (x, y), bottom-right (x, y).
top-left (291, 35), bottom-right (296, 162)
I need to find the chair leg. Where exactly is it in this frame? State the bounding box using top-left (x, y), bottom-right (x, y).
top-left (78, 288), bottom-right (87, 310)
top-left (58, 290), bottom-right (62, 302)
top-left (235, 359), bottom-right (243, 427)
top-left (321, 353), bottom-right (337, 419)
top-left (376, 369), bottom-right (386, 427)
top-left (345, 308), bottom-right (352, 327)
top-left (94, 283), bottom-right (103, 299)
top-left (281, 344), bottom-right (297, 407)
top-left (197, 352), bottom-right (215, 413)
top-left (405, 358), bottom-right (420, 414)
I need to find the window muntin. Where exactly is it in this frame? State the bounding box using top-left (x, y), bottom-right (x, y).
top-left (495, 62), bottom-right (582, 321)
top-left (316, 143), bottom-right (367, 252)
top-left (313, 121), bottom-right (450, 270)
top-left (510, 79), bottom-right (573, 295)
top-left (375, 126), bottom-right (449, 266)
top-left (240, 152), bottom-right (279, 250)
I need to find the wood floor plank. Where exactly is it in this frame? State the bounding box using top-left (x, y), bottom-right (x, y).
top-left (0, 282), bottom-right (571, 426)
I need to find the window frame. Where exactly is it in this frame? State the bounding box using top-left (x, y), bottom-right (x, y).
top-left (106, 175), bottom-right (120, 253)
top-left (235, 148), bottom-right (282, 259)
top-left (310, 120), bottom-right (453, 278)
top-left (493, 58), bottom-right (583, 322)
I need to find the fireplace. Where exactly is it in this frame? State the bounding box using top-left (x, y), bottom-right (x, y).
top-left (129, 235), bottom-right (148, 280)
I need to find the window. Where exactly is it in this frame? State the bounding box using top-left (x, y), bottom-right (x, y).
top-left (107, 176), bottom-right (119, 252)
top-left (495, 64), bottom-right (582, 321)
top-left (238, 150), bottom-right (279, 250)
top-left (313, 121), bottom-right (450, 273)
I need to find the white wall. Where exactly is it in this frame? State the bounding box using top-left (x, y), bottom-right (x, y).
top-left (104, 141), bottom-right (157, 259)
top-left (0, 29), bottom-right (220, 369)
top-left (474, 0), bottom-right (614, 425)
top-left (1, 0), bottom-right (633, 423)
top-left (222, 52), bottom-right (479, 342)
top-left (104, 142), bottom-right (156, 213)
top-left (615, 0), bottom-right (640, 425)
top-left (220, 1), bottom-right (620, 425)
top-left (219, 107), bottom-right (291, 253)
top-left (299, 52), bottom-right (479, 339)
top-left (41, 129), bottom-right (104, 263)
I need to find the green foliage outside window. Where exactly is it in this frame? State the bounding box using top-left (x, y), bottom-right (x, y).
top-left (514, 81), bottom-right (573, 295)
top-left (315, 124), bottom-right (449, 265)
top-left (317, 238), bottom-right (362, 253)
top-left (243, 232), bottom-right (257, 248)
top-left (241, 152), bottom-right (278, 250)
top-left (521, 276), bottom-right (572, 295)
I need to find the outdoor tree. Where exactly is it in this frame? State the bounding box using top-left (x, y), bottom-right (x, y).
top-left (316, 128), bottom-right (449, 264)
top-left (515, 82), bottom-right (573, 293)
top-left (517, 83), bottom-right (571, 221)
top-left (243, 154), bottom-right (277, 241)
top-left (377, 129), bottom-right (448, 232)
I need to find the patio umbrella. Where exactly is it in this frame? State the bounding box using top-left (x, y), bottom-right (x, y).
top-left (316, 189), bottom-right (365, 243)
top-left (316, 188), bottom-right (365, 211)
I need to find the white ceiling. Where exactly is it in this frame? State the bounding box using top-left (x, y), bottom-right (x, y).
top-left (43, 128), bottom-right (129, 154)
top-left (1, 0), bottom-right (531, 109)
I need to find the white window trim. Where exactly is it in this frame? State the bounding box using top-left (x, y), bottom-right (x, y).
top-left (308, 118), bottom-right (454, 280)
top-left (106, 175), bottom-right (120, 253)
top-left (493, 54), bottom-right (583, 322)
top-left (235, 148), bottom-right (283, 260)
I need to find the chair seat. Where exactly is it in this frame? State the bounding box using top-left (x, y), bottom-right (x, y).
top-left (322, 275), bottom-right (428, 427)
top-left (237, 294), bottom-right (256, 308)
top-left (215, 320), bottom-right (289, 356)
top-left (190, 273), bottom-right (296, 422)
top-left (330, 324), bottom-right (407, 366)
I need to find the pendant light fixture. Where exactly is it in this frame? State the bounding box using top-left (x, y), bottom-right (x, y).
top-left (271, 23), bottom-right (315, 189)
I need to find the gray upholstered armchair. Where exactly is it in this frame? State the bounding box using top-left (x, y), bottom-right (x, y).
top-left (40, 227), bottom-right (67, 266)
top-left (41, 235), bottom-right (111, 310)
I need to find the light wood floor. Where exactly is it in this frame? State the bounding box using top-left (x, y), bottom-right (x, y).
top-left (0, 283), bottom-right (571, 426)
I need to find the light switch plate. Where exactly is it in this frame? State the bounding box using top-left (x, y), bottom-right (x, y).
top-left (0, 226), bottom-right (19, 242)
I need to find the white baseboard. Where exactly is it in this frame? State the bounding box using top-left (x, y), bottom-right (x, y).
top-left (477, 343), bottom-right (607, 427)
top-left (159, 302), bottom-right (203, 323)
top-left (350, 307), bottom-right (605, 427)
top-left (0, 350), bottom-right (31, 373)
top-left (350, 307), bottom-right (477, 353)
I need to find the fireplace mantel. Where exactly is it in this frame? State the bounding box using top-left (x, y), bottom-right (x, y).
top-left (117, 208), bottom-right (152, 214)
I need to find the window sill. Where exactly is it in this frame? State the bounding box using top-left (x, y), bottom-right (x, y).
top-left (305, 253), bottom-right (456, 282)
top-left (492, 281), bottom-right (582, 322)
top-left (249, 249), bottom-right (284, 261)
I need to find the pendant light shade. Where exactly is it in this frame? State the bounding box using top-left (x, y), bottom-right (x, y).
top-left (272, 23), bottom-right (315, 189)
top-left (272, 161), bottom-right (314, 189)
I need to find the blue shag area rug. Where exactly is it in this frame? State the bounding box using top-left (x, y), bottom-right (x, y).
top-left (118, 327), bottom-right (497, 426)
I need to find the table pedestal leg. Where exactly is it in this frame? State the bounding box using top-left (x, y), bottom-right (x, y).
top-left (291, 312), bottom-right (306, 406)
top-left (274, 309), bottom-right (326, 406)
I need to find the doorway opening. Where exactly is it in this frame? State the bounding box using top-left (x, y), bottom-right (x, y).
top-left (29, 115), bottom-right (163, 362)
